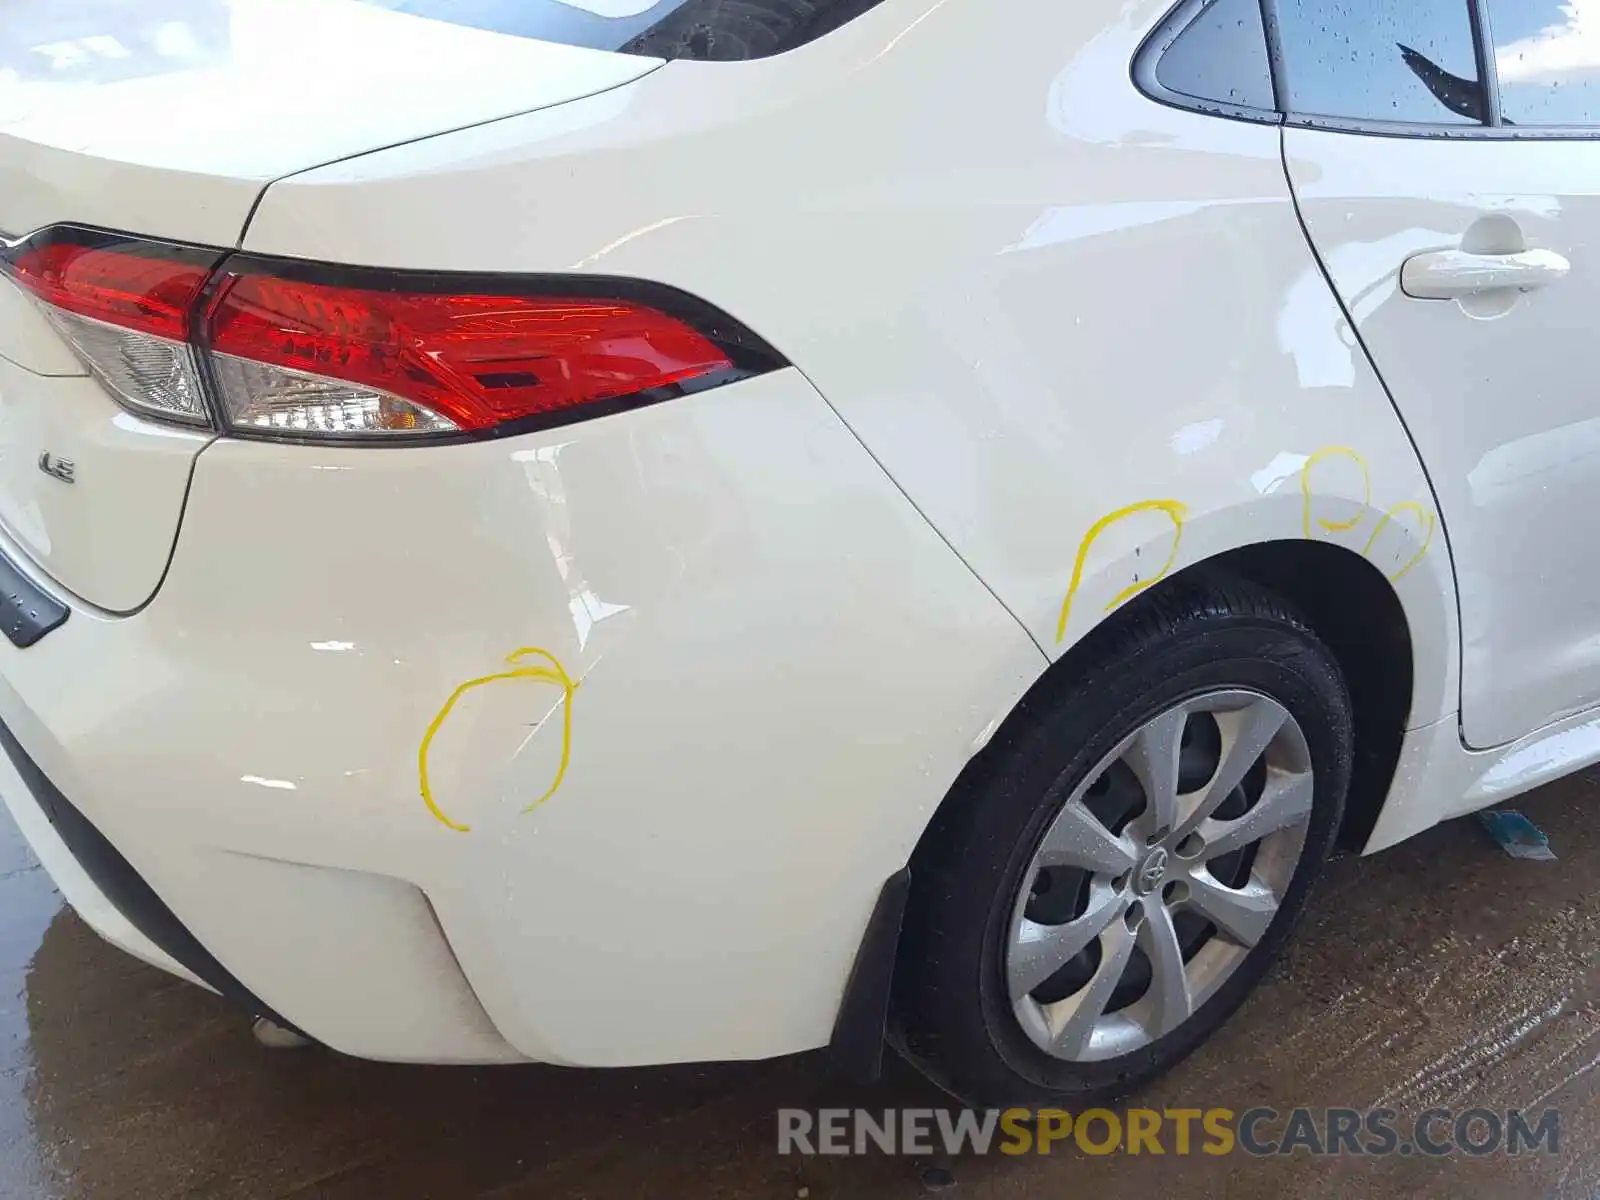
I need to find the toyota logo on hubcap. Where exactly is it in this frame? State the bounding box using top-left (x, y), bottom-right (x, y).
top-left (1135, 847), bottom-right (1169, 894)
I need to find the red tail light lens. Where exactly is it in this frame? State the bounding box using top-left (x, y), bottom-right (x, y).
top-left (205, 269), bottom-right (736, 434)
top-left (1, 226), bottom-right (783, 441)
top-left (8, 239), bottom-right (211, 341)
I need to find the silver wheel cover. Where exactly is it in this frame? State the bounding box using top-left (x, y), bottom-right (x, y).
top-left (1006, 689), bottom-right (1314, 1063)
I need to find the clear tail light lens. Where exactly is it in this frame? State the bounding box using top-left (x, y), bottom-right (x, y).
top-left (0, 227), bottom-right (783, 442)
top-left (206, 353), bottom-right (457, 436)
top-left (45, 312), bottom-right (211, 425)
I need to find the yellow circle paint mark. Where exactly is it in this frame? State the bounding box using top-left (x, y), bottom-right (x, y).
top-left (1057, 500), bottom-right (1188, 644)
top-left (1300, 445), bottom-right (1371, 539)
top-left (1362, 500), bottom-right (1437, 582)
top-left (418, 647), bottom-right (577, 834)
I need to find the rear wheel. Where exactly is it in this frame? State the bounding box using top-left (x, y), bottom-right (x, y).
top-left (895, 577), bottom-right (1353, 1106)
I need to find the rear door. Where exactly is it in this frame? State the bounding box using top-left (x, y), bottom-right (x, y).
top-left (1280, 0), bottom-right (1600, 748)
top-left (0, 0), bottom-right (660, 612)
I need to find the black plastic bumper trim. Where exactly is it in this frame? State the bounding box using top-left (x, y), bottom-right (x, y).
top-left (829, 867), bottom-right (910, 1084)
top-left (0, 547), bottom-right (67, 648)
top-left (0, 717), bottom-right (304, 1035)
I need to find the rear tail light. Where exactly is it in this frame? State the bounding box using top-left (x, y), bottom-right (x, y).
top-left (0, 227), bottom-right (783, 441)
top-left (6, 233), bottom-right (221, 425)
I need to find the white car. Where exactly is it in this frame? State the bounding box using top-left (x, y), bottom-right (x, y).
top-left (0, 0), bottom-right (1589, 1106)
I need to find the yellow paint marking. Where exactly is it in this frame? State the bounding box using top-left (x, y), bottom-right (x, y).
top-left (1056, 500), bottom-right (1187, 643)
top-left (1300, 445), bottom-right (1371, 539)
top-left (418, 647), bottom-right (577, 833)
top-left (1362, 500), bottom-right (1437, 582)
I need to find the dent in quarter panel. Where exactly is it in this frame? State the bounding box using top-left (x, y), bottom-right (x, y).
top-left (237, 0), bottom-right (1458, 731)
top-left (789, 110), bottom-right (1453, 711)
top-left (89, 369), bottom-right (1044, 1065)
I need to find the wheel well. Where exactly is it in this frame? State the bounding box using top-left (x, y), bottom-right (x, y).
top-left (886, 540), bottom-right (1411, 1072)
top-left (1187, 540), bottom-right (1412, 851)
top-left (889, 541), bottom-right (1411, 1084)
top-left (911, 539), bottom-right (1413, 864)
top-left (909, 540), bottom-right (1412, 883)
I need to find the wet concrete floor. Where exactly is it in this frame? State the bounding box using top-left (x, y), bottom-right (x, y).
top-left (2, 774), bottom-right (1600, 1198)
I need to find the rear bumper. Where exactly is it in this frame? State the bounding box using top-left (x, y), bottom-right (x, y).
top-left (0, 714), bottom-right (276, 1013)
top-left (0, 368), bottom-right (1043, 1067)
top-left (0, 712), bottom-right (208, 990)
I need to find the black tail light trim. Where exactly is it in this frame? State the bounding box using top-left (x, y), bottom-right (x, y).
top-left (4, 223), bottom-right (790, 447)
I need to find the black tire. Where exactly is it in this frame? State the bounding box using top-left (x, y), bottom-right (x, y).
top-left (893, 575), bottom-right (1353, 1107)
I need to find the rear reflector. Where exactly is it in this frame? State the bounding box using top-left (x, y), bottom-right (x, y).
top-left (0, 226), bottom-right (783, 442)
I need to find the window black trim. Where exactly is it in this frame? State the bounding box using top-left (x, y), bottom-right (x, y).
top-left (1137, 0), bottom-right (1600, 140)
top-left (1469, 0), bottom-right (1600, 135)
top-left (1470, 0), bottom-right (1505, 126)
top-left (1257, 0), bottom-right (1289, 113)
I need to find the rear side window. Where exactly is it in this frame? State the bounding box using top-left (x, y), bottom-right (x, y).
top-left (1148, 0), bottom-right (1600, 133)
top-left (1273, 0), bottom-right (1487, 125)
top-left (1484, 0), bottom-right (1600, 125)
top-left (360, 0), bottom-right (888, 60)
top-left (1154, 0), bottom-right (1275, 111)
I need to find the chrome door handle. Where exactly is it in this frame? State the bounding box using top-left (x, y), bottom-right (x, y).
top-left (1401, 247), bottom-right (1570, 300)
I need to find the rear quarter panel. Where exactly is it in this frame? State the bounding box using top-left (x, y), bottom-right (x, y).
top-left (244, 0), bottom-right (1458, 733)
top-left (220, 0), bottom-right (1466, 1053)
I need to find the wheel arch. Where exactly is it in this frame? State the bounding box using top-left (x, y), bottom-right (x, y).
top-left (1202, 540), bottom-right (1412, 851)
top-left (912, 537), bottom-right (1422, 877)
top-left (865, 534), bottom-right (1436, 1085)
